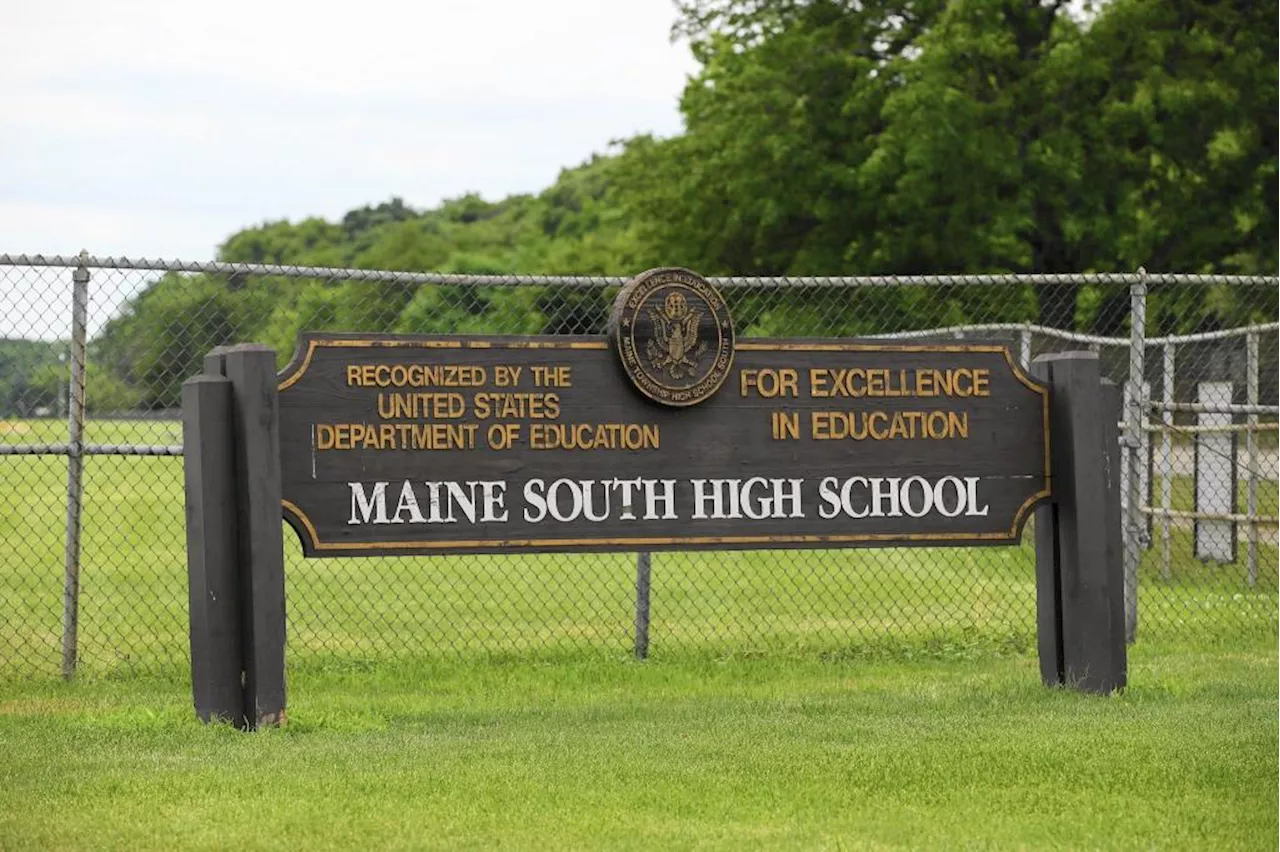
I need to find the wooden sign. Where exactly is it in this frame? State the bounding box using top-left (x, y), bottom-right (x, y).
top-left (276, 270), bottom-right (1049, 555)
top-left (184, 273), bottom-right (1134, 730)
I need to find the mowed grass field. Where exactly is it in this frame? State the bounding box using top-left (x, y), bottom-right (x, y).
top-left (2, 419), bottom-right (1276, 677)
top-left (2, 419), bottom-right (1278, 848)
top-left (1, 642), bottom-right (1276, 849)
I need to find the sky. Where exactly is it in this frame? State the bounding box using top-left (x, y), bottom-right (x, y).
top-left (1, 0), bottom-right (697, 263)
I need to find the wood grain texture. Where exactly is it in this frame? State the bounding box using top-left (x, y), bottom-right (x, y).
top-left (1033, 353), bottom-right (1126, 694)
top-left (223, 346), bottom-right (287, 728)
top-left (277, 334), bottom-right (1051, 556)
top-left (182, 374), bottom-right (245, 726)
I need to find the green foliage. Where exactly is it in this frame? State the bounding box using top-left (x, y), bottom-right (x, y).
top-left (89, 0), bottom-right (1275, 404)
top-left (83, 361), bottom-right (144, 414)
top-left (95, 273), bottom-right (272, 409)
top-left (616, 0), bottom-right (1276, 330)
top-left (0, 339), bottom-right (65, 417)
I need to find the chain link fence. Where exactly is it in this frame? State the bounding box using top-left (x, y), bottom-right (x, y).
top-left (1, 254), bottom-right (1275, 678)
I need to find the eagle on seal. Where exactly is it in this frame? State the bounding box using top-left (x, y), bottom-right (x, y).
top-left (646, 290), bottom-right (707, 379)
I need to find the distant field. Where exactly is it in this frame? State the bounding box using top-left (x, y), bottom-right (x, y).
top-left (2, 419), bottom-right (1275, 679)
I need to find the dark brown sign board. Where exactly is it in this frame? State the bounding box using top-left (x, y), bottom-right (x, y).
top-left (183, 271), bottom-right (1131, 729)
top-left (276, 334), bottom-right (1049, 556)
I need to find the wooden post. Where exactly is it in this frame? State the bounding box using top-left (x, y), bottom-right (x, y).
top-left (1101, 380), bottom-right (1127, 648)
top-left (203, 345), bottom-right (287, 729)
top-left (1033, 455), bottom-right (1064, 688)
top-left (182, 374), bottom-right (245, 726)
top-left (1033, 352), bottom-right (1127, 694)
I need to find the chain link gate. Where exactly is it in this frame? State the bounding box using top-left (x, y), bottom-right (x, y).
top-left (1, 254), bottom-right (1275, 679)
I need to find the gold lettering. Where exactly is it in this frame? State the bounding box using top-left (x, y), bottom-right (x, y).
top-left (742, 369), bottom-right (800, 398)
top-left (807, 410), bottom-right (967, 441)
top-left (344, 363), bottom-right (488, 388)
top-left (528, 422), bottom-right (659, 450)
top-left (771, 411), bottom-right (800, 440)
top-left (803, 367), bottom-right (996, 399)
top-left (809, 369), bottom-right (830, 398)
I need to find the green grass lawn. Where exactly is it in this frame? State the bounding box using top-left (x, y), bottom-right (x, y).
top-left (3, 419), bottom-right (1278, 678)
top-left (2, 421), bottom-right (1277, 849)
top-left (0, 640), bottom-right (1276, 850)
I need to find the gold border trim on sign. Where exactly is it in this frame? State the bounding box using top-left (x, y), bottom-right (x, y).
top-left (277, 337), bottom-right (1051, 553)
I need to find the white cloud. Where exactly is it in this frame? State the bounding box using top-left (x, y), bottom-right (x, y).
top-left (1, 0), bottom-right (696, 263)
top-left (4, 0), bottom-right (693, 100)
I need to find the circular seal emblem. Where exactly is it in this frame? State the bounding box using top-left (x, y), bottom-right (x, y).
top-left (608, 267), bottom-right (735, 407)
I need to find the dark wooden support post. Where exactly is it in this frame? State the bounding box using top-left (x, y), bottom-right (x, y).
top-left (223, 346), bottom-right (287, 728)
top-left (182, 374), bottom-right (245, 726)
top-left (1033, 352), bottom-right (1127, 695)
top-left (1033, 453), bottom-right (1064, 688)
top-left (197, 345), bottom-right (287, 729)
top-left (1100, 380), bottom-right (1125, 661)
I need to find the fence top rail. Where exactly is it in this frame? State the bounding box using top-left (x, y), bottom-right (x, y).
top-left (1150, 401), bottom-right (1279, 416)
top-left (2, 253), bottom-right (1276, 290)
top-left (873, 321), bottom-right (1280, 347)
top-left (874, 322), bottom-right (1123, 346)
top-left (0, 443), bottom-right (184, 457)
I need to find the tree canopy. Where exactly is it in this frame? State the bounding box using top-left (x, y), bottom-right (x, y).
top-left (88, 0), bottom-right (1276, 410)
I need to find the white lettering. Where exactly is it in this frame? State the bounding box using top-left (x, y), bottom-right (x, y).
top-left (934, 476), bottom-right (966, 517)
top-left (841, 476), bottom-right (870, 518)
top-left (690, 479), bottom-right (726, 520)
top-left (645, 479), bottom-right (678, 520)
top-left (613, 478), bottom-right (643, 521)
top-left (818, 476), bottom-right (841, 520)
top-left (964, 477), bottom-right (989, 516)
top-left (348, 481), bottom-right (389, 525)
top-left (741, 477), bottom-right (770, 520)
top-left (444, 481), bottom-right (478, 524)
top-left (775, 478), bottom-right (805, 519)
top-left (547, 479), bottom-right (584, 522)
top-left (900, 476), bottom-right (933, 518)
top-left (523, 479), bottom-right (548, 523)
top-left (391, 480), bottom-right (425, 524)
top-left (423, 481), bottom-right (445, 523)
top-left (870, 477), bottom-right (901, 517)
top-left (480, 481), bottom-right (508, 523)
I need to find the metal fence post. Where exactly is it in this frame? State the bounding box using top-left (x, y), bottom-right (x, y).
top-left (1019, 328), bottom-right (1032, 369)
top-left (1159, 343), bottom-right (1174, 580)
top-left (1246, 332), bottom-right (1258, 586)
top-left (61, 251), bottom-right (90, 679)
top-left (1123, 269), bottom-right (1148, 644)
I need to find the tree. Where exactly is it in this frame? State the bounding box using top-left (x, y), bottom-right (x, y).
top-left (88, 3), bottom-right (1276, 397)
top-left (95, 273), bottom-right (269, 409)
top-left (615, 0), bottom-right (1276, 331)
top-left (0, 339), bottom-right (64, 417)
top-left (617, 0), bottom-right (943, 278)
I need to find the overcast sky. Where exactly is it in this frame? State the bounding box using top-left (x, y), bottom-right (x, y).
top-left (1, 0), bottom-right (696, 262)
